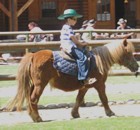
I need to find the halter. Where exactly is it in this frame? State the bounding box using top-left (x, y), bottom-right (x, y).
top-left (120, 51), bottom-right (139, 72)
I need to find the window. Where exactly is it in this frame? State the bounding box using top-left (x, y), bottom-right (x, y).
top-left (97, 0), bottom-right (111, 21)
top-left (41, 0), bottom-right (57, 17)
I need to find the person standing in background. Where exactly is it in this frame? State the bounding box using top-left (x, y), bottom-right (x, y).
top-left (28, 22), bottom-right (46, 42)
top-left (82, 19), bottom-right (108, 41)
top-left (110, 18), bottom-right (134, 39)
top-left (16, 21), bottom-right (54, 42)
top-left (75, 20), bottom-right (88, 40)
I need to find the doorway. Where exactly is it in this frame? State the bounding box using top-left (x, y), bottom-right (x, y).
top-left (115, 0), bottom-right (125, 28)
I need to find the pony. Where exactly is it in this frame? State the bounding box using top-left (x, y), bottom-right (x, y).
top-left (6, 39), bottom-right (139, 122)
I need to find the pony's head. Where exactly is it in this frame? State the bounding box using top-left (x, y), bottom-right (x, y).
top-left (120, 39), bottom-right (139, 72)
top-left (106, 39), bottom-right (139, 73)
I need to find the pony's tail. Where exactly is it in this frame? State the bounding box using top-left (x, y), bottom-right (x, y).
top-left (6, 53), bottom-right (33, 111)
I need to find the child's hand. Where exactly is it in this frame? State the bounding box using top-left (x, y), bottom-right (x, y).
top-left (82, 41), bottom-right (88, 46)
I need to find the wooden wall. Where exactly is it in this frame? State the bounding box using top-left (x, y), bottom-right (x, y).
top-left (18, 0), bottom-right (29, 31)
top-left (0, 0), bottom-right (139, 33)
top-left (0, 0), bottom-right (9, 31)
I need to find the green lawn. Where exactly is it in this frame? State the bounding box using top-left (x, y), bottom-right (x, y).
top-left (0, 117), bottom-right (140, 130)
top-left (0, 64), bottom-right (18, 75)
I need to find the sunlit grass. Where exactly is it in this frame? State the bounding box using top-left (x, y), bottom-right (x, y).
top-left (1, 117), bottom-right (140, 130)
top-left (0, 64), bottom-right (18, 75)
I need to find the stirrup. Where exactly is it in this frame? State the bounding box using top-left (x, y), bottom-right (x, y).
top-left (84, 77), bottom-right (96, 85)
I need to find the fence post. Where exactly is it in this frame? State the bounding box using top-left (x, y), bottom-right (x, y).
top-left (25, 34), bottom-right (29, 53)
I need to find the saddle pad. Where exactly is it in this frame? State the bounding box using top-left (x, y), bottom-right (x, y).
top-left (53, 51), bottom-right (78, 76)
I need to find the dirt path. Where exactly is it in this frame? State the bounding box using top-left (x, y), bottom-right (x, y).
top-left (0, 104), bottom-right (140, 125)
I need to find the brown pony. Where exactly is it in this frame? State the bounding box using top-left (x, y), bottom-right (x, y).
top-left (6, 39), bottom-right (139, 122)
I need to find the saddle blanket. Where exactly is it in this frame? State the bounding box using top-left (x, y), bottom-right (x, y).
top-left (53, 51), bottom-right (77, 76)
top-left (53, 51), bottom-right (97, 76)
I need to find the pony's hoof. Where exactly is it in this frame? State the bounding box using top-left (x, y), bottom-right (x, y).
top-left (106, 111), bottom-right (115, 117)
top-left (71, 111), bottom-right (80, 118)
top-left (33, 116), bottom-right (43, 122)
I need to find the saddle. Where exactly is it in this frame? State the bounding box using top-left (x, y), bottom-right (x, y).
top-left (59, 50), bottom-right (75, 62)
top-left (53, 50), bottom-right (96, 76)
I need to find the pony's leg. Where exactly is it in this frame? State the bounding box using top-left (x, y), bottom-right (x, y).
top-left (95, 84), bottom-right (115, 116)
top-left (71, 88), bottom-right (88, 118)
top-left (28, 85), bottom-right (45, 122)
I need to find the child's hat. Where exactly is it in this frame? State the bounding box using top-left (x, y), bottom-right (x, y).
top-left (58, 9), bottom-right (83, 20)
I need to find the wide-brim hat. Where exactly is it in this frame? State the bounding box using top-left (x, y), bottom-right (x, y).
top-left (58, 9), bottom-right (83, 20)
top-left (117, 18), bottom-right (127, 25)
top-left (87, 19), bottom-right (96, 26)
top-left (82, 20), bottom-right (88, 27)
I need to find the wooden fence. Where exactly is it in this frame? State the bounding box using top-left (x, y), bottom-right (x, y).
top-left (0, 29), bottom-right (140, 81)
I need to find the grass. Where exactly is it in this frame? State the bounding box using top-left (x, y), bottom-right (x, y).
top-left (0, 64), bottom-right (17, 88)
top-left (0, 64), bottom-right (18, 75)
top-left (0, 81), bottom-right (17, 88)
top-left (107, 75), bottom-right (140, 84)
top-left (0, 117), bottom-right (140, 130)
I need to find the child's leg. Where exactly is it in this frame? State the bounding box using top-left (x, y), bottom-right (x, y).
top-left (71, 47), bottom-right (88, 80)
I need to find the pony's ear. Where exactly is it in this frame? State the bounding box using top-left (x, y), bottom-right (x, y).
top-left (123, 38), bottom-right (128, 47)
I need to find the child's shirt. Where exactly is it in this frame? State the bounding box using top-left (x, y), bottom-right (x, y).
top-left (60, 24), bottom-right (77, 53)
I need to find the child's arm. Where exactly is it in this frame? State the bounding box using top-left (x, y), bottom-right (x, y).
top-left (71, 35), bottom-right (88, 47)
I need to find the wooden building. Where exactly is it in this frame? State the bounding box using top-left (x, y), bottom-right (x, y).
top-left (0, 0), bottom-right (140, 33)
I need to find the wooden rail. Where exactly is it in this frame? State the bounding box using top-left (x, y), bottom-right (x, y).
top-left (0, 39), bottom-right (140, 81)
top-left (0, 29), bottom-right (140, 81)
top-left (0, 29), bottom-right (140, 36)
top-left (0, 75), bottom-right (16, 81)
top-left (0, 39), bottom-right (140, 52)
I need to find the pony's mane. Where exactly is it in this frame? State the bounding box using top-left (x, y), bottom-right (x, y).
top-left (92, 40), bottom-right (134, 75)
